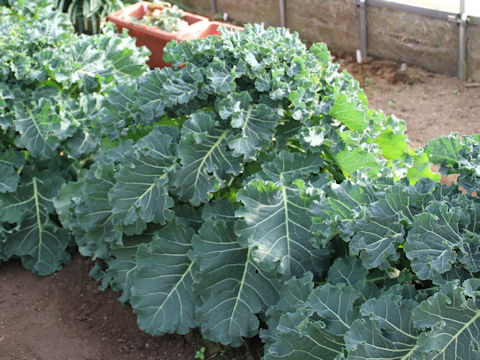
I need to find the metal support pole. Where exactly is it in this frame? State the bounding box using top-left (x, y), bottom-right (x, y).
top-left (369, 0), bottom-right (457, 20)
top-left (458, 0), bottom-right (468, 80)
top-left (210, 0), bottom-right (217, 14)
top-left (360, 0), bottom-right (368, 58)
top-left (279, 0), bottom-right (286, 27)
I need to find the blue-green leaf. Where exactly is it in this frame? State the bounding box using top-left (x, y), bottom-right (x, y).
top-left (130, 222), bottom-right (199, 335)
top-left (192, 220), bottom-right (281, 346)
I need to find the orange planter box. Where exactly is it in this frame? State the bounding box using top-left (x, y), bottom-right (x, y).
top-left (188, 21), bottom-right (243, 38)
top-left (179, 21), bottom-right (244, 40)
top-left (107, 2), bottom-right (209, 68)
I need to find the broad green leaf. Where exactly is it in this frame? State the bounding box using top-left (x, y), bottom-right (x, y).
top-left (217, 91), bottom-right (252, 121)
top-left (206, 60), bottom-right (237, 94)
top-left (67, 34), bottom-right (148, 92)
top-left (64, 130), bottom-right (99, 159)
top-left (67, 38), bottom-right (106, 92)
top-left (346, 290), bottom-right (421, 360)
top-left (75, 144), bottom-right (131, 258)
top-left (311, 181), bottom-right (374, 246)
top-left (171, 111), bottom-right (242, 205)
top-left (350, 194), bottom-right (406, 269)
top-left (426, 134), bottom-right (480, 193)
top-left (405, 202), bottom-right (469, 280)
top-left (192, 220), bottom-right (281, 346)
top-left (264, 312), bottom-right (346, 360)
top-left (14, 100), bottom-right (60, 158)
top-left (95, 225), bottom-right (161, 304)
top-left (228, 104), bottom-right (280, 159)
top-left (262, 273), bottom-right (315, 349)
top-left (162, 65), bottom-right (205, 108)
top-left (0, 171), bottom-right (71, 275)
top-left (426, 135), bottom-right (464, 167)
top-left (329, 92), bottom-right (367, 132)
top-left (76, 168), bottom-right (122, 258)
top-left (347, 183), bottom-right (434, 270)
top-left (130, 222), bottom-right (199, 335)
top-left (382, 183), bottom-right (430, 223)
top-left (255, 150), bottom-right (323, 185)
top-left (60, 95), bottom-right (101, 158)
top-left (175, 205), bottom-right (203, 231)
top-left (456, 201), bottom-right (480, 275)
top-left (374, 126), bottom-right (408, 160)
top-left (334, 148), bottom-right (380, 177)
top-left (307, 283), bottom-right (361, 336)
top-left (137, 65), bottom-right (204, 124)
top-left (406, 152), bottom-right (441, 185)
top-left (350, 214), bottom-right (404, 270)
top-left (414, 281), bottom-right (480, 359)
top-left (109, 128), bottom-right (177, 227)
top-left (327, 256), bottom-right (368, 287)
top-left (0, 228), bottom-right (7, 262)
top-left (201, 199), bottom-right (240, 222)
top-left (0, 83), bottom-right (14, 129)
top-left (53, 179), bottom-right (84, 233)
top-left (97, 34), bottom-right (149, 78)
top-left (0, 162), bottom-right (19, 193)
top-left (459, 238), bottom-right (480, 274)
top-left (433, 265), bottom-right (473, 286)
top-left (273, 272), bottom-right (315, 313)
top-left (97, 84), bottom-right (141, 138)
top-left (463, 278), bottom-right (480, 300)
top-left (136, 72), bottom-right (165, 123)
top-left (236, 179), bottom-right (331, 279)
top-left (326, 256), bottom-right (378, 301)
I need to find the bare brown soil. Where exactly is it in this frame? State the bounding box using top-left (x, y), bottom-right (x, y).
top-left (2, 56), bottom-right (480, 360)
top-left (0, 256), bottom-right (261, 360)
top-left (338, 54), bottom-right (480, 147)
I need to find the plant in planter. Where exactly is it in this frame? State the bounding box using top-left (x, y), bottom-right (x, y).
top-left (129, 2), bottom-right (188, 32)
top-left (107, 1), bottom-right (209, 68)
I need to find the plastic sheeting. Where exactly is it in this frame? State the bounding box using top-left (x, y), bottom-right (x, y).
top-left (217, 0), bottom-right (281, 27)
top-left (287, 0), bottom-right (360, 52)
top-left (367, 6), bottom-right (458, 75)
top-left (467, 22), bottom-right (480, 81)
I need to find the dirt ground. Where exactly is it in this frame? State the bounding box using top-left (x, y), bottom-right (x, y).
top-left (338, 54), bottom-right (480, 147)
top-left (1, 56), bottom-right (480, 360)
top-left (0, 256), bottom-right (262, 360)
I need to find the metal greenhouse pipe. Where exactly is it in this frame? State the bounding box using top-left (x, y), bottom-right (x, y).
top-left (210, 0), bottom-right (217, 13)
top-left (279, 0), bottom-right (286, 27)
top-left (459, 0), bottom-right (467, 80)
top-left (368, 0), bottom-right (457, 20)
top-left (359, 0), bottom-right (367, 59)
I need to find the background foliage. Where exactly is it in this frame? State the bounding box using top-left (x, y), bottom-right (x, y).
top-left (56, 0), bottom-right (136, 33)
top-left (0, 0), bottom-right (149, 274)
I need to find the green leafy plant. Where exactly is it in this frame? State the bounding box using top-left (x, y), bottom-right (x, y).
top-left (4, 3), bottom-right (478, 356)
top-left (56, 0), bottom-right (135, 33)
top-left (194, 346), bottom-right (206, 360)
top-left (0, 0), bottom-right (149, 274)
top-left (130, 2), bottom-right (188, 32)
top-left (426, 133), bottom-right (480, 193)
top-left (53, 24), bottom-right (447, 351)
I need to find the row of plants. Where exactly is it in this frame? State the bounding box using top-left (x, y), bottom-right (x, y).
top-left (2, 1), bottom-right (480, 358)
top-left (0, 0), bottom-right (150, 274)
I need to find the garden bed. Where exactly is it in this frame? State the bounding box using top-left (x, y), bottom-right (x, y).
top-left (2, 55), bottom-right (480, 360)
